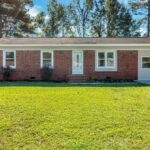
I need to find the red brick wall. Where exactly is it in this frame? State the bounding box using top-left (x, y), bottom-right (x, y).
top-left (0, 50), bottom-right (138, 81)
top-left (13, 51), bottom-right (41, 80)
top-left (52, 51), bottom-right (72, 81)
top-left (84, 50), bottom-right (138, 80)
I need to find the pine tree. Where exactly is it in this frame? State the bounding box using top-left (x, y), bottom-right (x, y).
top-left (34, 11), bottom-right (45, 37)
top-left (91, 0), bottom-right (106, 37)
top-left (43, 0), bottom-right (65, 37)
top-left (106, 0), bottom-right (134, 37)
top-left (0, 0), bottom-right (34, 37)
top-left (129, 0), bottom-right (150, 37)
top-left (35, 0), bottom-right (74, 37)
top-left (60, 5), bottom-right (75, 37)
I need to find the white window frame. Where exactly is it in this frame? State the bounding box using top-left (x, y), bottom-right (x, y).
top-left (41, 50), bottom-right (54, 68)
top-left (141, 56), bottom-right (150, 69)
top-left (96, 50), bottom-right (117, 71)
top-left (3, 50), bottom-right (16, 69)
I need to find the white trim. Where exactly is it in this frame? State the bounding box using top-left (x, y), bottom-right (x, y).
top-left (1, 47), bottom-right (150, 51)
top-left (72, 50), bottom-right (84, 75)
top-left (3, 50), bottom-right (16, 69)
top-left (1, 43), bottom-right (150, 47)
top-left (141, 56), bottom-right (150, 69)
top-left (138, 51), bottom-right (150, 80)
top-left (95, 50), bottom-right (117, 72)
top-left (40, 50), bottom-right (54, 68)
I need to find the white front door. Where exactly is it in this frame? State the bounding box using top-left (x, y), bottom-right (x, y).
top-left (138, 51), bottom-right (150, 80)
top-left (72, 51), bottom-right (84, 74)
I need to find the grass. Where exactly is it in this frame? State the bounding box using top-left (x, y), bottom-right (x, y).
top-left (0, 82), bottom-right (150, 149)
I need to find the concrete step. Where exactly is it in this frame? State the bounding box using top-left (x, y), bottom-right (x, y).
top-left (69, 75), bottom-right (88, 82)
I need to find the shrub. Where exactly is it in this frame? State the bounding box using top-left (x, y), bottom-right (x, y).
top-left (105, 76), bottom-right (112, 82)
top-left (2, 66), bottom-right (14, 81)
top-left (41, 66), bottom-right (53, 81)
top-left (88, 76), bottom-right (97, 82)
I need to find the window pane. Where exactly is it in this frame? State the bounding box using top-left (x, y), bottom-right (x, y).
top-left (107, 60), bottom-right (114, 67)
top-left (6, 52), bottom-right (14, 66)
top-left (43, 60), bottom-right (52, 67)
top-left (142, 57), bottom-right (150, 68)
top-left (6, 52), bottom-right (14, 59)
top-left (43, 52), bottom-right (51, 59)
top-left (143, 63), bottom-right (150, 68)
top-left (107, 52), bottom-right (114, 67)
top-left (107, 52), bottom-right (114, 59)
top-left (98, 52), bottom-right (105, 59)
top-left (43, 52), bottom-right (52, 68)
top-left (6, 60), bottom-right (14, 66)
top-left (143, 57), bottom-right (150, 63)
top-left (76, 54), bottom-right (80, 67)
top-left (98, 60), bottom-right (105, 67)
top-left (98, 52), bottom-right (105, 67)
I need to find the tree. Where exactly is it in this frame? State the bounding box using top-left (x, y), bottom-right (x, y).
top-left (34, 11), bottom-right (45, 37)
top-left (0, 0), bottom-right (34, 37)
top-left (59, 4), bottom-right (75, 37)
top-left (43, 0), bottom-right (65, 37)
top-left (129, 0), bottom-right (150, 37)
top-left (106, 0), bottom-right (134, 37)
top-left (35, 0), bottom-right (74, 37)
top-left (91, 0), bottom-right (106, 37)
top-left (70, 0), bottom-right (94, 37)
top-left (116, 6), bottom-right (133, 37)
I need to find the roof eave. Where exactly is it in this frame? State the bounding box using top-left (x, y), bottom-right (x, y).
top-left (0, 43), bottom-right (150, 47)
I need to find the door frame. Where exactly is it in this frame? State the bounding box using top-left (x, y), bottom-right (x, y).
top-left (72, 50), bottom-right (84, 75)
top-left (138, 51), bottom-right (150, 80)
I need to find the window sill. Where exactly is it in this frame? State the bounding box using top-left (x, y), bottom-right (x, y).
top-left (41, 66), bottom-right (54, 69)
top-left (95, 68), bottom-right (117, 72)
top-left (3, 66), bottom-right (16, 69)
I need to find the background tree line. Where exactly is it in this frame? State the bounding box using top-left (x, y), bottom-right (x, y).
top-left (0, 0), bottom-right (149, 38)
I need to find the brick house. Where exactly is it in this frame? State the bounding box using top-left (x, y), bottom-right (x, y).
top-left (0, 38), bottom-right (150, 82)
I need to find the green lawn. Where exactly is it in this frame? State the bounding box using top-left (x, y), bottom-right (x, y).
top-left (0, 82), bottom-right (150, 149)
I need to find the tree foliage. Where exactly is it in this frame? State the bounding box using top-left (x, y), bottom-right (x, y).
top-left (129, 0), bottom-right (149, 36)
top-left (106, 0), bottom-right (134, 37)
top-left (44, 0), bottom-right (64, 37)
top-left (0, 0), bottom-right (34, 37)
top-left (91, 0), bottom-right (106, 37)
top-left (71, 0), bottom-right (94, 37)
top-left (1, 0), bottom-right (142, 37)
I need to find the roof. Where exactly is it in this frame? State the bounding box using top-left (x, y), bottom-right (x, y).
top-left (0, 38), bottom-right (150, 45)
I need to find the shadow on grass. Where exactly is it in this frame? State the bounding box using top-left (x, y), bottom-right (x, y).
top-left (0, 81), bottom-right (148, 87)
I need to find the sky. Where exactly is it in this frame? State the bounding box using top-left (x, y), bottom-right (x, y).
top-left (29, 0), bottom-right (71, 17)
top-left (29, 0), bottom-right (146, 35)
top-left (33, 0), bottom-right (71, 11)
top-left (29, 0), bottom-right (128, 16)
top-left (30, 0), bottom-right (127, 17)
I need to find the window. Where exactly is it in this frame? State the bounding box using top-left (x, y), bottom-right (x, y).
top-left (97, 51), bottom-right (115, 68)
top-left (142, 57), bottom-right (150, 68)
top-left (76, 54), bottom-right (80, 67)
top-left (41, 51), bottom-right (53, 68)
top-left (3, 51), bottom-right (16, 68)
